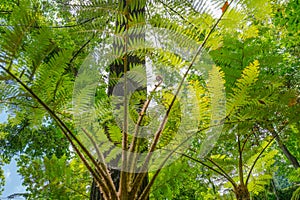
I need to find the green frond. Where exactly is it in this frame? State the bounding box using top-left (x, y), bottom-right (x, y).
top-left (248, 173), bottom-right (273, 195)
top-left (33, 50), bottom-right (73, 109)
top-left (219, 7), bottom-right (247, 31)
top-left (207, 65), bottom-right (226, 119)
top-left (23, 27), bottom-right (56, 79)
top-left (209, 153), bottom-right (236, 168)
top-left (292, 186), bottom-right (300, 200)
top-left (240, 0), bottom-right (273, 21)
top-left (289, 168), bottom-right (300, 183)
top-left (95, 96), bottom-right (114, 126)
top-left (226, 60), bottom-right (260, 117)
top-left (151, 49), bottom-right (187, 70)
top-left (149, 13), bottom-right (206, 45)
top-left (246, 141), bottom-right (278, 194)
top-left (153, 90), bottom-right (181, 149)
top-left (199, 65), bottom-right (226, 157)
top-left (17, 154), bottom-right (90, 199)
top-left (106, 123), bottom-right (122, 146)
top-left (0, 2), bottom-right (36, 69)
top-left (105, 145), bottom-right (122, 164)
top-left (189, 80), bottom-right (210, 125)
top-left (127, 64), bottom-right (147, 88)
top-left (0, 80), bottom-right (20, 102)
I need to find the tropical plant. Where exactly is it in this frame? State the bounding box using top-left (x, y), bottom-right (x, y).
top-left (0, 0), bottom-right (299, 199)
top-left (0, 0), bottom-right (232, 199)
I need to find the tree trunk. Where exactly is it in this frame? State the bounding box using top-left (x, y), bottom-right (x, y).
top-left (234, 184), bottom-right (250, 200)
top-left (90, 0), bottom-right (148, 199)
top-left (269, 127), bottom-right (300, 169)
top-left (90, 169), bottom-right (120, 200)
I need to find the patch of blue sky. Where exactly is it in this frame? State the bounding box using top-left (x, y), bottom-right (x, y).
top-left (1, 111), bottom-right (26, 199)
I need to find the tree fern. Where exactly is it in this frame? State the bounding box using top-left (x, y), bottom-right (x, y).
top-left (1, 0), bottom-right (272, 199)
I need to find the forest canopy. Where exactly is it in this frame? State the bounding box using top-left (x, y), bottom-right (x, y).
top-left (0, 0), bottom-right (299, 199)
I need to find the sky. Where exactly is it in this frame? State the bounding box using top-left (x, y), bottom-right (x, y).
top-left (1, 111), bottom-right (26, 200)
top-left (2, 159), bottom-right (26, 199)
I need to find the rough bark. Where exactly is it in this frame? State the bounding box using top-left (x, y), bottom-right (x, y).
top-left (234, 184), bottom-right (250, 200)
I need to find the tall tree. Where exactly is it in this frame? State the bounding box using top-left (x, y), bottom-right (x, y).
top-left (89, 0), bottom-right (148, 199)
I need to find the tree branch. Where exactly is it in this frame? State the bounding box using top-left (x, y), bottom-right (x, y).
top-left (245, 136), bottom-right (275, 186)
top-left (237, 133), bottom-right (244, 185)
top-left (132, 0), bottom-right (234, 194)
top-left (0, 64), bottom-right (118, 199)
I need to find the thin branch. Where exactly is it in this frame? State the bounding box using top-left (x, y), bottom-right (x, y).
top-left (137, 122), bottom-right (210, 198)
top-left (132, 0), bottom-right (234, 193)
top-left (245, 120), bottom-right (290, 185)
top-left (264, 121), bottom-right (300, 169)
top-left (81, 128), bottom-right (110, 175)
top-left (206, 158), bottom-right (237, 187)
top-left (0, 17), bottom-right (101, 29)
top-left (0, 64), bottom-right (119, 199)
top-left (137, 120), bottom-right (229, 198)
top-left (81, 128), bottom-right (103, 163)
top-left (68, 33), bottom-right (95, 69)
top-left (138, 149), bottom-right (236, 200)
top-left (59, 122), bottom-right (111, 199)
top-left (0, 10), bottom-right (12, 14)
top-left (186, 154), bottom-right (237, 187)
top-left (245, 136), bottom-right (275, 186)
top-left (237, 133), bottom-right (244, 185)
top-left (128, 79), bottom-right (163, 177)
top-left (0, 66), bottom-right (110, 196)
top-left (241, 131), bottom-right (252, 152)
top-left (129, 79), bottom-right (162, 152)
top-left (119, 16), bottom-right (130, 197)
top-left (81, 127), bottom-right (118, 199)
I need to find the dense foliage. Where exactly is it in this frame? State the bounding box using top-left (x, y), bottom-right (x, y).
top-left (0, 0), bottom-right (299, 199)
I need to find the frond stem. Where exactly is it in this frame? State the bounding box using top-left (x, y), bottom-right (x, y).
top-left (245, 136), bottom-right (275, 186)
top-left (132, 0), bottom-right (234, 194)
top-left (0, 64), bottom-right (118, 199)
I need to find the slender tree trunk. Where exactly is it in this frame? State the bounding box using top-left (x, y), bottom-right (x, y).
top-left (90, 0), bottom-right (148, 199)
top-left (234, 184), bottom-right (250, 200)
top-left (234, 136), bottom-right (250, 200)
top-left (277, 139), bottom-right (300, 168)
top-left (268, 126), bottom-right (300, 169)
top-left (271, 179), bottom-right (280, 200)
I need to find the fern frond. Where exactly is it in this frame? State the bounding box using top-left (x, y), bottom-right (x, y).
top-left (292, 186), bottom-right (300, 200)
top-left (33, 50), bottom-right (73, 110)
top-left (226, 60), bottom-right (260, 117)
top-left (188, 79), bottom-right (210, 130)
top-left (0, 2), bottom-right (36, 70)
top-left (23, 27), bottom-right (56, 79)
top-left (199, 65), bottom-right (226, 157)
